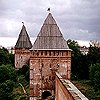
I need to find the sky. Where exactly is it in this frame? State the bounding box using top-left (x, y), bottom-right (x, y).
top-left (0, 0), bottom-right (100, 47)
top-left (0, 37), bottom-right (90, 48)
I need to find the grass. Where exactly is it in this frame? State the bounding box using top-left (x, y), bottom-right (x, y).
top-left (72, 80), bottom-right (100, 100)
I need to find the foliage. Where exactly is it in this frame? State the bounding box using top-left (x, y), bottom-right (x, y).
top-left (0, 47), bottom-right (29, 99)
top-left (12, 65), bottom-right (29, 99)
top-left (67, 40), bottom-right (100, 81)
top-left (0, 64), bottom-right (29, 99)
top-left (0, 48), bottom-right (10, 65)
top-left (0, 64), bottom-right (17, 83)
top-left (67, 39), bottom-right (89, 80)
top-left (0, 64), bottom-right (17, 99)
top-left (8, 53), bottom-right (15, 66)
top-left (25, 70), bottom-right (29, 82)
top-left (0, 80), bottom-right (14, 100)
top-left (67, 39), bottom-right (81, 56)
top-left (88, 46), bottom-right (100, 64)
top-left (89, 63), bottom-right (100, 91)
top-left (12, 75), bottom-right (29, 100)
top-left (87, 46), bottom-right (100, 91)
top-left (75, 54), bottom-right (89, 79)
top-left (0, 47), bottom-right (14, 66)
top-left (17, 64), bottom-right (29, 82)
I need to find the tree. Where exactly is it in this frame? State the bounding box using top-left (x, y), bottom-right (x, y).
top-left (88, 46), bottom-right (100, 64)
top-left (17, 64), bottom-right (29, 82)
top-left (8, 53), bottom-right (14, 66)
top-left (67, 39), bottom-right (81, 56)
top-left (0, 80), bottom-right (14, 100)
top-left (89, 63), bottom-right (100, 91)
top-left (0, 64), bottom-right (17, 83)
top-left (0, 64), bottom-right (17, 99)
top-left (0, 48), bottom-right (10, 65)
top-left (67, 39), bottom-right (89, 80)
top-left (0, 47), bottom-right (14, 66)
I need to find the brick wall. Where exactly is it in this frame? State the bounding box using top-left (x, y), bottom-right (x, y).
top-left (29, 50), bottom-right (71, 97)
top-left (15, 49), bottom-right (31, 69)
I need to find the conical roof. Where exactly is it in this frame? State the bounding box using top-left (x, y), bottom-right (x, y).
top-left (15, 24), bottom-right (32, 49)
top-left (32, 13), bottom-right (69, 50)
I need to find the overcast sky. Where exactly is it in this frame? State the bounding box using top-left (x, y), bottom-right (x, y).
top-left (0, 0), bottom-right (100, 41)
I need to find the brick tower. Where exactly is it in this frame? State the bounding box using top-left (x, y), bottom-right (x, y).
top-left (30, 12), bottom-right (71, 98)
top-left (15, 24), bottom-right (32, 69)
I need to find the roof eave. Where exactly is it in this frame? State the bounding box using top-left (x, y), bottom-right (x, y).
top-left (30, 48), bottom-right (72, 51)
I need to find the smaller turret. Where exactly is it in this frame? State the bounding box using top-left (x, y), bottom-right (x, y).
top-left (15, 23), bottom-right (32, 49)
top-left (15, 23), bottom-right (32, 69)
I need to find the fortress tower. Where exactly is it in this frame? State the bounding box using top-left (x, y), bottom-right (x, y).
top-left (30, 12), bottom-right (71, 98)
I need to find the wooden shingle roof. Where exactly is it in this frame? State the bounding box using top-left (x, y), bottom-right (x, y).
top-left (15, 24), bottom-right (32, 49)
top-left (32, 13), bottom-right (69, 50)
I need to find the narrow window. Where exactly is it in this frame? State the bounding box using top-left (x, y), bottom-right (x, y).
top-left (41, 51), bottom-right (43, 55)
top-left (66, 52), bottom-right (68, 56)
top-left (37, 52), bottom-right (39, 56)
top-left (57, 51), bottom-right (59, 56)
top-left (45, 51), bottom-right (47, 55)
top-left (49, 76), bottom-right (51, 80)
top-left (49, 51), bottom-right (51, 56)
top-left (53, 51), bottom-right (55, 56)
top-left (62, 52), bottom-right (63, 56)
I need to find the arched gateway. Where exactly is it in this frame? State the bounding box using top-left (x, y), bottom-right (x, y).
top-left (15, 12), bottom-right (71, 99)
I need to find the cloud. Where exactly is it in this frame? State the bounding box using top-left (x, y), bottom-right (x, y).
top-left (64, 28), bottom-right (100, 40)
top-left (0, 0), bottom-right (100, 41)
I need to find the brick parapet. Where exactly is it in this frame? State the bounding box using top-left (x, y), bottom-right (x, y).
top-left (55, 73), bottom-right (88, 100)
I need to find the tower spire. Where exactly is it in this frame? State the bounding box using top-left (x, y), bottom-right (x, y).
top-left (32, 11), bottom-right (69, 50)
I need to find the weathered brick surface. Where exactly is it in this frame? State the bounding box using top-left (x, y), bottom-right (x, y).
top-left (55, 75), bottom-right (74, 100)
top-left (15, 49), bottom-right (31, 68)
top-left (30, 50), bottom-right (71, 96)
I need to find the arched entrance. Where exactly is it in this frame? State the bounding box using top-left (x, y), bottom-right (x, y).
top-left (42, 91), bottom-right (51, 99)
